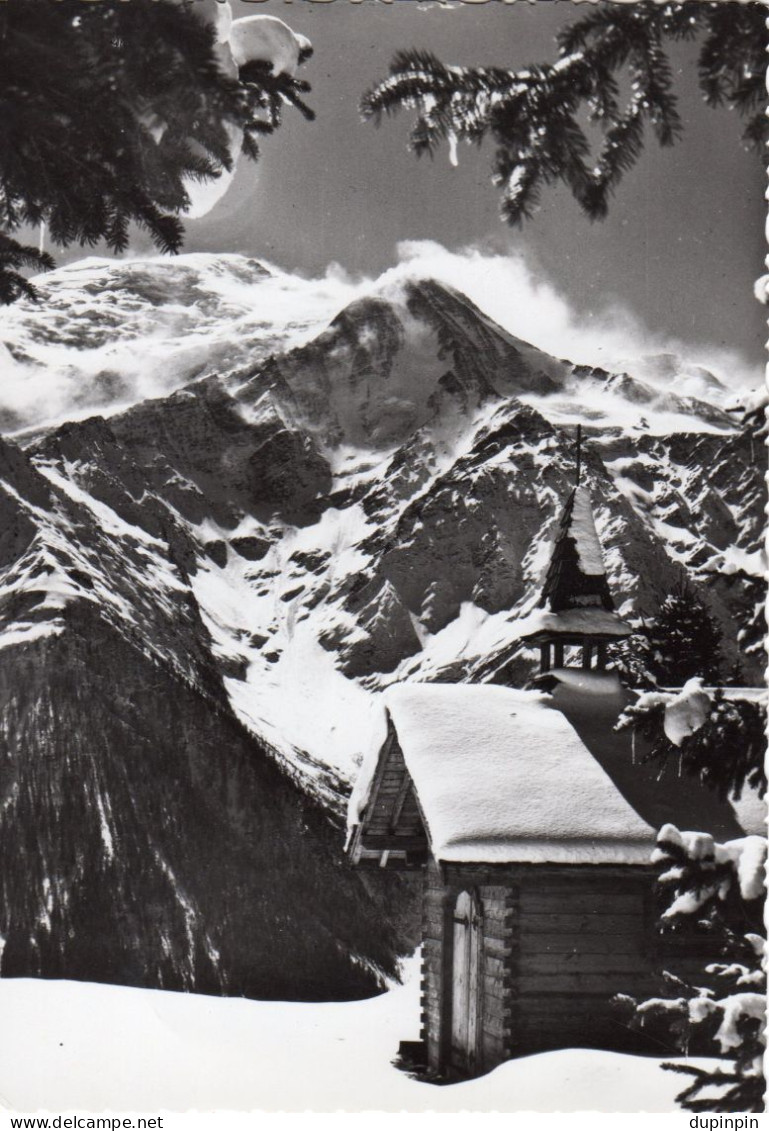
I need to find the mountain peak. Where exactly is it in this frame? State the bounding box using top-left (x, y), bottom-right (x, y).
top-left (231, 275), bottom-right (565, 452)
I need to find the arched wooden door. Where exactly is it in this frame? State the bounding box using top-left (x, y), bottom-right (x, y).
top-left (450, 890), bottom-right (482, 1074)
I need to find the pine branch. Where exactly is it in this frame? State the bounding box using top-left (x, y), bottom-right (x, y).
top-left (0, 0), bottom-right (314, 299)
top-left (0, 233), bottom-right (54, 305)
top-left (361, 0), bottom-right (764, 226)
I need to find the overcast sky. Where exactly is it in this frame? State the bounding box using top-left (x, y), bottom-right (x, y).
top-left (72, 1), bottom-right (769, 381)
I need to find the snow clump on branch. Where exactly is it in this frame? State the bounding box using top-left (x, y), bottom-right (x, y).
top-left (629, 678), bottom-right (711, 747)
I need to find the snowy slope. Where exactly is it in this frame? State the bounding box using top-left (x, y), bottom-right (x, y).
top-left (1, 255), bottom-right (737, 442)
top-left (0, 957), bottom-right (707, 1112)
top-left (0, 431), bottom-right (419, 997)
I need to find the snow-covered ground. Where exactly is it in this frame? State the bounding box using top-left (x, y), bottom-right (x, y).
top-left (0, 956), bottom-right (704, 1113)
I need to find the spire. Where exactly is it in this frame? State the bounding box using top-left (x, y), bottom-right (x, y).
top-left (519, 435), bottom-right (632, 675)
top-left (539, 486), bottom-right (614, 613)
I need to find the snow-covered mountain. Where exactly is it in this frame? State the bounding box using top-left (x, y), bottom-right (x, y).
top-left (0, 253), bottom-right (360, 436)
top-left (0, 253), bottom-right (763, 995)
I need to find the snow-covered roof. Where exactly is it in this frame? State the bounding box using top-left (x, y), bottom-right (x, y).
top-left (349, 676), bottom-right (765, 867)
top-left (568, 487), bottom-right (606, 575)
top-left (352, 683), bottom-right (658, 865)
top-left (533, 668), bottom-right (625, 695)
top-left (516, 606), bottom-right (632, 641)
top-left (536, 486), bottom-right (623, 620)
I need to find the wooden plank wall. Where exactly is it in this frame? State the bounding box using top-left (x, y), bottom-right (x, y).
top-left (476, 884), bottom-right (515, 1072)
top-left (421, 861), bottom-right (449, 1072)
top-left (420, 862), bottom-right (663, 1077)
top-left (363, 729), bottom-right (424, 843)
top-left (513, 869), bottom-right (656, 1054)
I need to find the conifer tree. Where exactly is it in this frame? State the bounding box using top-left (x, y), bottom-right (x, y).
top-left (616, 690), bottom-right (767, 1112)
top-left (645, 581), bottom-right (725, 685)
top-left (0, 0), bottom-right (313, 304)
top-left (361, 1), bottom-right (765, 227)
top-left (607, 630), bottom-right (656, 688)
top-left (630, 826), bottom-right (766, 1113)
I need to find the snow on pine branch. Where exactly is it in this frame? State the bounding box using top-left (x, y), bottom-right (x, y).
top-left (653, 824), bottom-right (766, 917)
top-left (638, 979), bottom-right (766, 1061)
top-left (182, 12), bottom-right (314, 218)
top-left (630, 678), bottom-right (711, 747)
top-left (617, 680), bottom-right (766, 800)
top-left (229, 15), bottom-right (312, 79)
top-left (631, 823), bottom-right (766, 1112)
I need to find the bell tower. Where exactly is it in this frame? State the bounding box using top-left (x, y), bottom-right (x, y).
top-left (521, 426), bottom-right (631, 675)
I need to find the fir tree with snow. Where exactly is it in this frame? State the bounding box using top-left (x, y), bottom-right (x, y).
top-left (630, 825), bottom-right (766, 1113)
top-left (0, 1), bottom-right (313, 304)
top-left (616, 682), bottom-right (767, 1112)
top-left (607, 630), bottom-right (657, 688)
top-left (618, 681), bottom-right (766, 802)
top-left (645, 581), bottom-right (726, 686)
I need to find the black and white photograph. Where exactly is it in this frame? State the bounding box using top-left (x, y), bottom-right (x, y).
top-left (0, 0), bottom-right (765, 1117)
